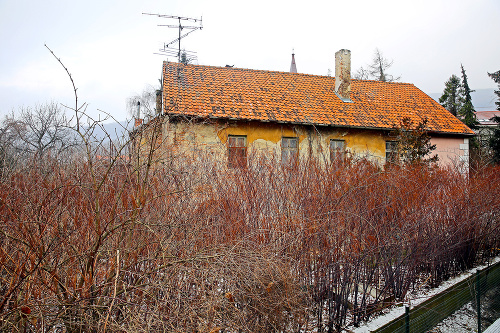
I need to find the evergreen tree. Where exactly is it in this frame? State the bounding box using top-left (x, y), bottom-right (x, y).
top-left (488, 70), bottom-right (500, 111)
top-left (458, 65), bottom-right (486, 168)
top-left (458, 65), bottom-right (479, 129)
top-left (488, 70), bottom-right (500, 163)
top-left (439, 74), bottom-right (462, 116)
top-left (392, 117), bottom-right (438, 165)
top-left (490, 116), bottom-right (500, 164)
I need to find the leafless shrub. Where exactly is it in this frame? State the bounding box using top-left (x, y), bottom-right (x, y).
top-left (1, 46), bottom-right (499, 333)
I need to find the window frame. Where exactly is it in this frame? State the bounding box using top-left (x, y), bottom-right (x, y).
top-left (281, 137), bottom-right (299, 165)
top-left (385, 140), bottom-right (399, 164)
top-left (228, 135), bottom-right (247, 168)
top-left (330, 139), bottom-right (346, 162)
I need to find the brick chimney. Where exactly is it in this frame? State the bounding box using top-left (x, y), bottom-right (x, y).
top-left (134, 101), bottom-right (143, 127)
top-left (335, 49), bottom-right (352, 101)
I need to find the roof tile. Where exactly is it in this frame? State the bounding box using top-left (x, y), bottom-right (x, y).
top-left (162, 62), bottom-right (474, 135)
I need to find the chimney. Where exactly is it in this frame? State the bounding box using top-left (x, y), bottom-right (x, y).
top-left (290, 50), bottom-right (297, 73)
top-left (134, 101), bottom-right (143, 127)
top-left (335, 49), bottom-right (352, 101)
top-left (155, 89), bottom-right (162, 114)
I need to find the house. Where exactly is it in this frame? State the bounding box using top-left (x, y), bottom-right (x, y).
top-left (475, 110), bottom-right (500, 147)
top-left (140, 49), bottom-right (474, 169)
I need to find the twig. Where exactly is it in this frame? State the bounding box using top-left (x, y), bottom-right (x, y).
top-left (44, 44), bottom-right (80, 131)
top-left (103, 250), bottom-right (119, 332)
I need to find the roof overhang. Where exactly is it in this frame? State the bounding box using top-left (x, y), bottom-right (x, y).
top-left (165, 112), bottom-right (474, 137)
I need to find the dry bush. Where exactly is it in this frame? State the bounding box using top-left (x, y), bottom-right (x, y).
top-left (108, 245), bottom-right (306, 333)
top-left (0, 141), bottom-right (309, 332)
top-left (195, 155), bottom-right (500, 331)
top-left (1, 130), bottom-right (500, 332)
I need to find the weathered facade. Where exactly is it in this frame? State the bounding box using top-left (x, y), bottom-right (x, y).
top-left (162, 119), bottom-right (392, 163)
top-left (139, 49), bottom-right (474, 169)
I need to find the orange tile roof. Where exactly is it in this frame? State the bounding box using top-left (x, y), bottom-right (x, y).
top-left (476, 111), bottom-right (500, 125)
top-left (162, 62), bottom-right (474, 135)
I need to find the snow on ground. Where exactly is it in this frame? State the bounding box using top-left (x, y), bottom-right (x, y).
top-left (350, 256), bottom-right (500, 333)
top-left (431, 278), bottom-right (500, 333)
top-left (428, 303), bottom-right (478, 333)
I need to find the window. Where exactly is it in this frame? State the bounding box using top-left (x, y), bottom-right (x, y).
top-left (281, 137), bottom-right (298, 165)
top-left (330, 139), bottom-right (346, 162)
top-left (228, 135), bottom-right (247, 168)
top-left (385, 141), bottom-right (398, 164)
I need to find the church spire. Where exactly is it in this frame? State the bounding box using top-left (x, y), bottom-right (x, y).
top-left (290, 49), bottom-right (297, 73)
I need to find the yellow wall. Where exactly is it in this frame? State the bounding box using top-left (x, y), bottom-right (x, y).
top-left (132, 117), bottom-right (469, 171)
top-left (163, 118), bottom-right (388, 165)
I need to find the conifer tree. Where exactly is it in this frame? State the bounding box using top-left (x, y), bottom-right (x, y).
top-left (439, 74), bottom-right (462, 116)
top-left (488, 70), bottom-right (500, 163)
top-left (490, 116), bottom-right (500, 164)
top-left (392, 117), bottom-right (438, 166)
top-left (459, 65), bottom-right (479, 129)
top-left (488, 70), bottom-right (500, 111)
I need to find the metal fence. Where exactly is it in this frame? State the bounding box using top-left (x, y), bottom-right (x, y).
top-left (373, 260), bottom-right (500, 333)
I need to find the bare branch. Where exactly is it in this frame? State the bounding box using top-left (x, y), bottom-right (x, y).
top-left (354, 48), bottom-right (401, 82)
top-left (45, 44), bottom-right (82, 130)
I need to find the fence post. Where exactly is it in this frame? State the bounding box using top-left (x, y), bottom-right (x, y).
top-left (476, 269), bottom-right (481, 333)
top-left (405, 305), bottom-right (410, 333)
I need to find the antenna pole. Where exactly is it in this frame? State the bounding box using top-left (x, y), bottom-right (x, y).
top-left (178, 17), bottom-right (181, 62)
top-left (143, 12), bottom-right (202, 64)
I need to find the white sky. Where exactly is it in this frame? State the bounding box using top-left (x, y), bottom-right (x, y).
top-left (0, 0), bottom-right (498, 121)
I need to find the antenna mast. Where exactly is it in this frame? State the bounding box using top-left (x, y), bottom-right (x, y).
top-left (143, 13), bottom-right (203, 63)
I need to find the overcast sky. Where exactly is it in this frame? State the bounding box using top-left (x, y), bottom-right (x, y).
top-left (0, 0), bottom-right (498, 122)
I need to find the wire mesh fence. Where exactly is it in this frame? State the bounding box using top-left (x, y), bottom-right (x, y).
top-left (373, 260), bottom-right (500, 333)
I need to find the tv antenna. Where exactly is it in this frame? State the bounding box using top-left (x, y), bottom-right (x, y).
top-left (143, 13), bottom-right (202, 63)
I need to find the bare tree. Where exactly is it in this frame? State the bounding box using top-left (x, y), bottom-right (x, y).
top-left (127, 83), bottom-right (162, 120)
top-left (0, 121), bottom-right (19, 177)
top-left (354, 48), bottom-right (401, 82)
top-left (354, 66), bottom-right (370, 80)
top-left (5, 102), bottom-right (77, 158)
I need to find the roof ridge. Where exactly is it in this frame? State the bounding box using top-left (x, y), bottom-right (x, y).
top-left (163, 61), bottom-right (418, 87)
top-left (164, 61), bottom-right (335, 79)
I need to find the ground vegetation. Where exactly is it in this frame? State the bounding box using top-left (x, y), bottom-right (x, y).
top-left (1, 135), bottom-right (499, 332)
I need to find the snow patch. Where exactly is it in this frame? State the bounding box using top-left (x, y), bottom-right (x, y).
top-left (351, 256), bottom-right (500, 333)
